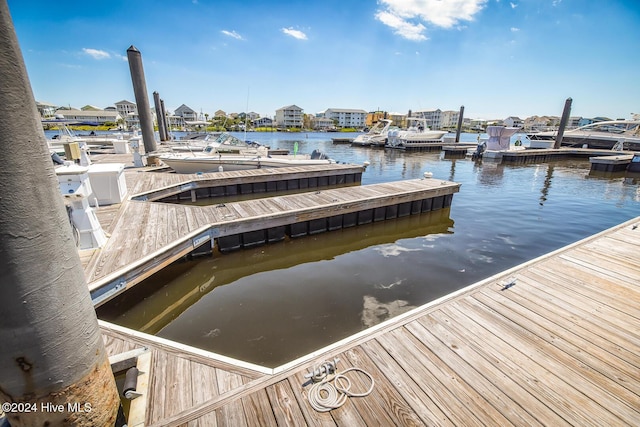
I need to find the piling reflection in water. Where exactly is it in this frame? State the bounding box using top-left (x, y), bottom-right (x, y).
top-left (98, 209), bottom-right (453, 366)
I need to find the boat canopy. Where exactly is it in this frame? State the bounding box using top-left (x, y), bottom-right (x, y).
top-left (486, 126), bottom-right (519, 150)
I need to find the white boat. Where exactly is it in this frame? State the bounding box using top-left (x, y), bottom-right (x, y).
top-left (159, 133), bottom-right (335, 173)
top-left (161, 151), bottom-right (335, 174)
top-left (527, 120), bottom-right (640, 151)
top-left (351, 119), bottom-right (394, 147)
top-left (386, 117), bottom-right (447, 149)
top-left (162, 132), bottom-right (252, 153)
top-left (44, 119), bottom-right (132, 155)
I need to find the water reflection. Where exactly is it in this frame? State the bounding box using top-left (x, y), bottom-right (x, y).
top-left (361, 295), bottom-right (415, 328)
top-left (98, 209), bottom-right (454, 365)
top-left (539, 164), bottom-right (554, 206)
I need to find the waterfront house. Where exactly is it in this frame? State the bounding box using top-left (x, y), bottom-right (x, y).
top-left (322, 108), bottom-right (367, 129)
top-left (504, 116), bottom-right (524, 128)
top-left (253, 116), bottom-right (274, 128)
top-left (310, 115), bottom-right (334, 130)
top-left (441, 110), bottom-right (461, 129)
top-left (115, 100), bottom-right (138, 130)
top-left (275, 104), bottom-right (304, 129)
top-left (366, 111), bottom-right (388, 127)
top-left (174, 104), bottom-right (198, 121)
top-left (413, 109), bottom-right (443, 129)
top-left (36, 101), bottom-right (57, 119)
top-left (386, 112), bottom-right (406, 128)
top-left (52, 107), bottom-right (120, 125)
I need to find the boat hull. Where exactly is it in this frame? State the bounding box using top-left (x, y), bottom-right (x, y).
top-left (386, 131), bottom-right (447, 149)
top-left (160, 156), bottom-right (334, 174)
top-left (351, 135), bottom-right (387, 147)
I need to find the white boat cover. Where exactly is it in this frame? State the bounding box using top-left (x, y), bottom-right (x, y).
top-left (486, 126), bottom-right (519, 150)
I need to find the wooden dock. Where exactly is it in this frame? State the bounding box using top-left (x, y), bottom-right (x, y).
top-left (84, 161), bottom-right (459, 306)
top-left (101, 215), bottom-right (640, 426)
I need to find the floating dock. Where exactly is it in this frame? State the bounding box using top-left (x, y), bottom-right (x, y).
top-left (84, 161), bottom-right (459, 306)
top-left (390, 142), bottom-right (476, 152)
top-left (589, 154), bottom-right (635, 172)
top-left (498, 147), bottom-right (636, 164)
top-left (101, 216), bottom-right (640, 426)
top-left (331, 137), bottom-right (354, 144)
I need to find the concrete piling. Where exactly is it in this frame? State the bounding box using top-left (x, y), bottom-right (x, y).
top-left (0, 1), bottom-right (120, 425)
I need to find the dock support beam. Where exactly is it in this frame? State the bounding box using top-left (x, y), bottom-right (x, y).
top-left (0, 2), bottom-right (120, 425)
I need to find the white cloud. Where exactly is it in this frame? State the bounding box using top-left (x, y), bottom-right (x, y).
top-left (82, 48), bottom-right (110, 60)
top-left (376, 0), bottom-right (487, 41)
top-left (510, 27), bottom-right (520, 32)
top-left (375, 10), bottom-right (427, 41)
top-left (281, 27), bottom-right (308, 40)
top-left (221, 30), bottom-right (243, 40)
top-left (510, 2), bottom-right (517, 8)
top-left (552, 0), bottom-right (562, 5)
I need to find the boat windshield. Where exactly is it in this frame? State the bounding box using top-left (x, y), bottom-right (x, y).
top-left (214, 133), bottom-right (250, 147)
top-left (406, 118), bottom-right (428, 131)
top-left (369, 120), bottom-right (390, 135)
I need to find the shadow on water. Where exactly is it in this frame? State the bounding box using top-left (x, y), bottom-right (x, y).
top-left (97, 208), bottom-right (454, 366)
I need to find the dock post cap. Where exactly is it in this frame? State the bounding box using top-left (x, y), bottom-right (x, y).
top-left (127, 45), bottom-right (140, 52)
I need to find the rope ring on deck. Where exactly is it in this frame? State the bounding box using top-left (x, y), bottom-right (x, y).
top-left (305, 361), bottom-right (375, 412)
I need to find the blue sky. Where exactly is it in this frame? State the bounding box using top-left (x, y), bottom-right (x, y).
top-left (7, 0), bottom-right (640, 120)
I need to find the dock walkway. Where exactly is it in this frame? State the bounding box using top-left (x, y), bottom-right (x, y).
top-left (102, 216), bottom-right (640, 426)
top-left (84, 161), bottom-right (459, 306)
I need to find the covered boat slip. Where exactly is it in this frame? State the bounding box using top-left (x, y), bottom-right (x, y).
top-left (101, 216), bottom-right (640, 426)
top-left (84, 164), bottom-right (460, 306)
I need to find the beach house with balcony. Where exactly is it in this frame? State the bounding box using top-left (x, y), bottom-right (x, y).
top-left (275, 105), bottom-right (303, 129)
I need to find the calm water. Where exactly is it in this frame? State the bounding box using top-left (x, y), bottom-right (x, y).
top-left (97, 132), bottom-right (640, 367)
